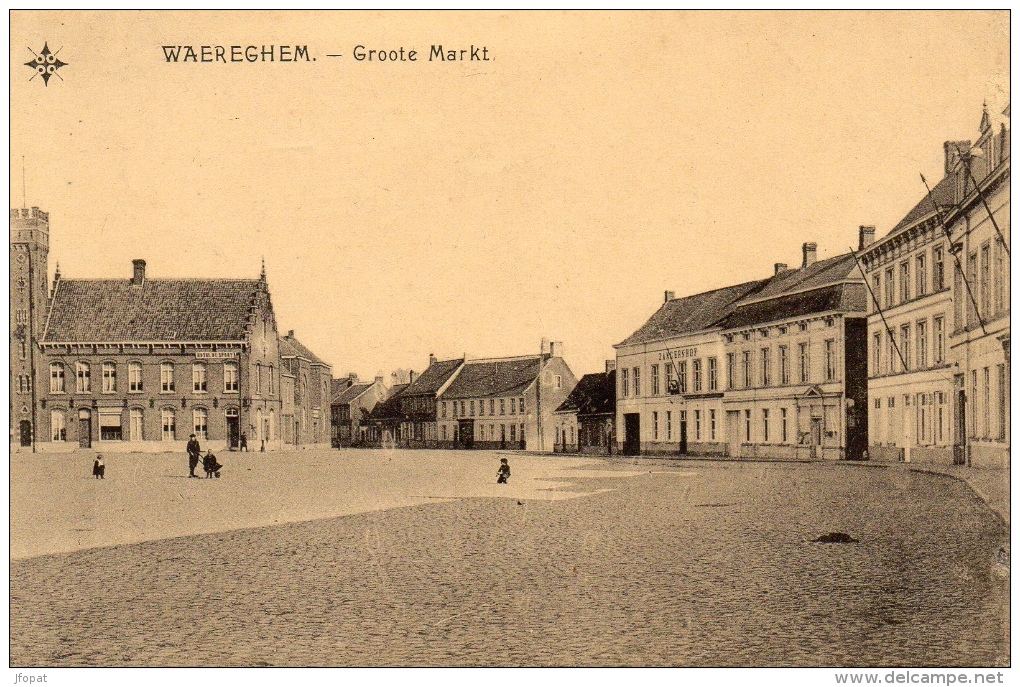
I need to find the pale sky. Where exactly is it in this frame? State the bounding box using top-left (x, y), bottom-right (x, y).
top-left (9, 11), bottom-right (1010, 380)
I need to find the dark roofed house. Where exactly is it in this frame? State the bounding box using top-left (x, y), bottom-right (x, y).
top-left (399, 355), bottom-right (465, 448)
top-left (330, 373), bottom-right (388, 447)
top-left (553, 362), bottom-right (616, 455)
top-left (363, 383), bottom-right (409, 447)
top-left (33, 256), bottom-right (283, 453)
top-left (279, 330), bottom-right (333, 448)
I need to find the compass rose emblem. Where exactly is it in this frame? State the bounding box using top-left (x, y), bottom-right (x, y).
top-left (25, 43), bottom-right (67, 86)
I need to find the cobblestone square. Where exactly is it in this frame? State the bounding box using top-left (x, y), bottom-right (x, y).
top-left (9, 450), bottom-right (1010, 667)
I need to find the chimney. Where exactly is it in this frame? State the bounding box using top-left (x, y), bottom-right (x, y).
top-left (409, 370), bottom-right (417, 384)
top-left (664, 290), bottom-right (675, 303)
top-left (801, 242), bottom-right (817, 268)
top-left (540, 338), bottom-right (550, 355)
top-left (549, 341), bottom-right (563, 358)
top-left (374, 375), bottom-right (384, 385)
top-left (131, 259), bottom-right (146, 286)
top-left (944, 140), bottom-right (972, 174)
top-left (605, 359), bottom-right (617, 373)
top-left (858, 225), bottom-right (876, 250)
top-left (348, 372), bottom-right (359, 384)
top-left (773, 263), bottom-right (788, 275)
top-left (286, 330), bottom-right (295, 338)
top-left (429, 353), bottom-right (437, 366)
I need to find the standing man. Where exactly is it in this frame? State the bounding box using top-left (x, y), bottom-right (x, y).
top-left (187, 433), bottom-right (202, 478)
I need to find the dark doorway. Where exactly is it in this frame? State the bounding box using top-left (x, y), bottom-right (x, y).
top-left (226, 413), bottom-right (240, 449)
top-left (79, 414), bottom-right (92, 448)
top-left (623, 413), bottom-right (641, 456)
top-left (19, 420), bottom-right (32, 447)
top-left (458, 419), bottom-right (474, 449)
top-left (679, 420), bottom-right (688, 455)
top-left (955, 388), bottom-right (967, 465)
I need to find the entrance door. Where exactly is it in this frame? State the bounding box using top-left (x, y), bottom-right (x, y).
top-left (810, 418), bottom-right (823, 459)
top-left (954, 388), bottom-right (967, 465)
top-left (79, 413), bottom-right (92, 448)
top-left (623, 413), bottom-right (640, 455)
top-left (726, 411), bottom-right (742, 457)
top-left (679, 420), bottom-right (688, 455)
top-left (226, 413), bottom-right (239, 449)
top-left (458, 419), bottom-right (474, 449)
top-left (19, 420), bottom-right (32, 447)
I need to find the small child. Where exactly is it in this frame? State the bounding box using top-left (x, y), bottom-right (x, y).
top-left (92, 455), bottom-right (105, 480)
top-left (496, 457), bottom-right (510, 484)
top-left (203, 451), bottom-right (223, 478)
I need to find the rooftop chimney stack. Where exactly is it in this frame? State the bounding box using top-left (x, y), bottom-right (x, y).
top-left (132, 259), bottom-right (146, 286)
top-left (774, 263), bottom-right (788, 275)
top-left (409, 370), bottom-right (417, 384)
top-left (605, 359), bottom-right (617, 373)
top-left (664, 290), bottom-right (675, 303)
top-left (549, 341), bottom-right (563, 358)
top-left (287, 330), bottom-right (295, 338)
top-left (802, 242), bottom-right (817, 268)
top-left (429, 354), bottom-right (437, 366)
top-left (858, 225), bottom-right (876, 250)
top-left (375, 375), bottom-right (384, 384)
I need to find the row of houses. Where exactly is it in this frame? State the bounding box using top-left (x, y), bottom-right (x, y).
top-left (547, 104), bottom-right (1007, 468)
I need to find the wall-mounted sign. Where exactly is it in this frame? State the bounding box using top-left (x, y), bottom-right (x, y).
top-left (195, 351), bottom-right (239, 359)
top-left (659, 347), bottom-right (698, 361)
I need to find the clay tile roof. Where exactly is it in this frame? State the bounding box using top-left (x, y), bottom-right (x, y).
top-left (742, 253), bottom-right (859, 303)
top-left (367, 384), bottom-right (409, 419)
top-left (555, 370), bottom-right (615, 416)
top-left (332, 382), bottom-right (373, 405)
top-left (442, 356), bottom-right (543, 400)
top-left (279, 335), bottom-right (330, 367)
top-left (888, 171), bottom-right (959, 236)
top-left (403, 358), bottom-right (463, 396)
top-left (719, 283), bottom-right (866, 330)
top-left (617, 280), bottom-right (767, 347)
top-left (42, 278), bottom-right (262, 343)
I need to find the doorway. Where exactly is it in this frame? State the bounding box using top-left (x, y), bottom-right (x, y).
top-left (78, 410), bottom-right (92, 448)
top-left (810, 418), bottom-right (823, 459)
top-left (726, 411), bottom-right (742, 457)
top-left (19, 420), bottom-right (31, 447)
top-left (458, 419), bottom-right (474, 449)
top-left (679, 420), bottom-right (688, 455)
top-left (226, 409), bottom-right (239, 449)
top-left (623, 413), bottom-right (641, 455)
top-left (955, 388), bottom-right (967, 465)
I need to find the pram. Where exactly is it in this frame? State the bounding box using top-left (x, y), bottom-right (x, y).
top-left (203, 451), bottom-right (224, 478)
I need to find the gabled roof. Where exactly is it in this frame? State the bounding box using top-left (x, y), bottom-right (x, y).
top-left (367, 383), bottom-right (409, 420)
top-left (332, 381), bottom-right (373, 405)
top-left (42, 278), bottom-right (263, 343)
top-left (442, 356), bottom-right (544, 400)
top-left (616, 280), bottom-right (766, 347)
top-left (738, 253), bottom-right (860, 304)
top-left (887, 171), bottom-right (960, 236)
top-left (554, 370), bottom-right (615, 416)
top-left (279, 335), bottom-right (330, 367)
top-left (719, 283), bottom-right (867, 330)
top-left (402, 358), bottom-right (463, 396)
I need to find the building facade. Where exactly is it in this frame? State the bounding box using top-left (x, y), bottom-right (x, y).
top-left (279, 331), bottom-right (332, 449)
top-left (363, 382), bottom-right (409, 447)
top-left (553, 362), bottom-right (616, 455)
top-left (31, 255), bottom-right (283, 452)
top-left (398, 356), bottom-right (464, 448)
top-left (331, 374), bottom-right (388, 447)
top-left (10, 207), bottom-right (49, 450)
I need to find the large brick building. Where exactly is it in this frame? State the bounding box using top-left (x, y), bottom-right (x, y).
top-left (279, 331), bottom-right (332, 449)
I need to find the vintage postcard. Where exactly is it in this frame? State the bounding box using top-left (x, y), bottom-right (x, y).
top-left (8, 10), bottom-right (1010, 679)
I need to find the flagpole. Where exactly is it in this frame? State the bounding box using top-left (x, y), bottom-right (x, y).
top-left (848, 247), bottom-right (910, 374)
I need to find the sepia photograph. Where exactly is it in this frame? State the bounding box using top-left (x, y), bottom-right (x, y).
top-left (7, 9), bottom-right (1010, 680)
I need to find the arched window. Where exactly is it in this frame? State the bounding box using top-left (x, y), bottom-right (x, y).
top-left (268, 365), bottom-right (274, 395)
top-left (50, 363), bottom-right (65, 393)
top-left (161, 362), bottom-right (175, 392)
top-left (128, 362), bottom-right (143, 392)
top-left (223, 362), bottom-right (238, 392)
top-left (256, 408), bottom-right (264, 442)
top-left (193, 407), bottom-right (209, 440)
top-left (255, 363), bottom-right (262, 395)
top-left (193, 362), bottom-right (207, 393)
top-left (102, 362), bottom-right (117, 393)
top-left (50, 410), bottom-right (66, 442)
top-left (76, 362), bottom-right (91, 393)
top-left (269, 409), bottom-right (276, 441)
top-left (161, 408), bottom-right (176, 441)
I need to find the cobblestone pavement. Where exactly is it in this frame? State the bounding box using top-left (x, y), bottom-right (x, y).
top-left (10, 454), bottom-right (1009, 667)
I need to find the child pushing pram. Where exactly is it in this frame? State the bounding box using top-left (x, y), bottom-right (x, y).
top-left (202, 450), bottom-right (223, 478)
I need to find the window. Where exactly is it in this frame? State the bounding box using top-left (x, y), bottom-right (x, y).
top-left (651, 365), bottom-right (660, 395)
top-left (621, 369), bottom-right (629, 398)
top-left (162, 408), bottom-right (176, 441)
top-left (15, 309), bottom-right (27, 324)
top-left (970, 371), bottom-right (978, 438)
top-left (50, 410), bottom-right (66, 442)
top-left (744, 409), bottom-right (751, 442)
top-left (710, 409), bottom-right (716, 441)
top-left (666, 363), bottom-right (676, 394)
top-left (452, 401), bottom-right (459, 418)
top-left (666, 411), bottom-right (672, 441)
top-left (653, 411), bottom-right (659, 440)
top-left (555, 375), bottom-right (562, 390)
top-left (798, 322), bottom-right (807, 332)
top-left (778, 346), bottom-right (789, 385)
top-left (75, 362), bottom-right (91, 393)
top-left (726, 353), bottom-right (735, 389)
top-left (708, 357), bottom-right (718, 391)
top-left (692, 359), bottom-right (702, 392)
top-left (50, 362), bottom-right (65, 393)
top-left (997, 364), bottom-right (1006, 440)
top-left (129, 362), bottom-right (143, 392)
top-left (632, 368), bottom-right (640, 396)
top-left (980, 243), bottom-right (991, 318)
top-left (193, 363), bottom-right (207, 392)
top-left (500, 398), bottom-right (506, 415)
top-left (460, 401), bottom-right (466, 416)
top-left (678, 361), bottom-right (688, 393)
top-left (130, 408), bottom-right (143, 441)
top-left (933, 246), bottom-right (945, 291)
top-left (472, 400), bottom-right (478, 416)
top-left (824, 340), bottom-right (836, 382)
top-left (519, 398), bottom-right (525, 414)
top-left (760, 348), bottom-right (771, 387)
top-left (872, 274), bottom-right (882, 313)
top-left (936, 392), bottom-right (946, 445)
top-left (916, 254), bottom-right (927, 297)
top-left (885, 268), bottom-right (895, 308)
top-left (742, 351), bottom-right (752, 388)
top-left (872, 333), bottom-right (882, 376)
top-left (900, 261), bottom-right (910, 303)
top-left (99, 412), bottom-right (122, 441)
top-left (255, 363), bottom-right (262, 395)
top-left (781, 408), bottom-right (788, 443)
top-left (694, 409), bottom-right (701, 441)
top-left (954, 263), bottom-right (965, 331)
top-left (479, 400), bottom-right (485, 416)
top-left (19, 340), bottom-right (26, 360)
top-left (440, 401), bottom-right (447, 419)
top-left (916, 320), bottom-right (927, 368)
top-left (994, 242), bottom-right (1005, 314)
top-left (223, 362), bottom-right (238, 392)
top-left (933, 316), bottom-right (945, 364)
top-left (268, 365), bottom-right (274, 395)
top-left (101, 362), bottom-right (117, 392)
top-left (887, 330), bottom-right (897, 374)
top-left (982, 367), bottom-right (991, 439)
top-left (918, 393), bottom-right (928, 444)
top-left (161, 363), bottom-right (175, 392)
top-left (763, 409), bottom-right (770, 442)
top-left (967, 252), bottom-right (978, 328)
top-left (798, 343), bottom-right (809, 383)
top-left (899, 325), bottom-right (911, 372)
top-left (510, 424), bottom-right (517, 442)
top-left (490, 399), bottom-right (496, 415)
top-left (194, 407), bottom-right (209, 440)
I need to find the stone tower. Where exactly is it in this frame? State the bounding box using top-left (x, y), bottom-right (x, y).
top-left (10, 207), bottom-right (50, 450)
